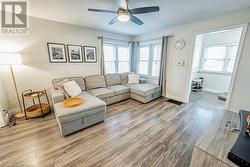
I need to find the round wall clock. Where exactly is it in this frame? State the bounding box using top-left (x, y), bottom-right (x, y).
top-left (175, 39), bottom-right (185, 50)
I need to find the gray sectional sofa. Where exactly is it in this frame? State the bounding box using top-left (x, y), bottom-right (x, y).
top-left (51, 73), bottom-right (161, 136)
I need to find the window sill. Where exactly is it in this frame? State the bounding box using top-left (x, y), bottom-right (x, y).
top-left (198, 70), bottom-right (232, 76)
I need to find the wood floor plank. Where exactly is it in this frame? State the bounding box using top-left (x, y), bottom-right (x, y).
top-left (0, 92), bottom-right (228, 167)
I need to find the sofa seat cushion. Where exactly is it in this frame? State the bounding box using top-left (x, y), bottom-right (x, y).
top-left (107, 85), bottom-right (130, 96)
top-left (87, 88), bottom-right (114, 99)
top-left (54, 92), bottom-right (106, 121)
top-left (122, 83), bottom-right (136, 88)
top-left (130, 84), bottom-right (161, 97)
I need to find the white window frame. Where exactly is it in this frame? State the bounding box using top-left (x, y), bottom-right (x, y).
top-left (138, 42), bottom-right (161, 77)
top-left (104, 42), bottom-right (130, 73)
top-left (138, 44), bottom-right (150, 75)
top-left (117, 44), bottom-right (131, 73)
top-left (200, 43), bottom-right (239, 75)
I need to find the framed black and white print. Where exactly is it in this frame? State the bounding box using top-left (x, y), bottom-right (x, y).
top-left (84, 46), bottom-right (97, 63)
top-left (67, 45), bottom-right (83, 63)
top-left (47, 43), bottom-right (67, 63)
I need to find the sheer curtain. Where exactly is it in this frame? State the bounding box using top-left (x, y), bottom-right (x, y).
top-left (97, 36), bottom-right (105, 75)
top-left (130, 41), bottom-right (139, 73)
top-left (159, 36), bottom-right (169, 96)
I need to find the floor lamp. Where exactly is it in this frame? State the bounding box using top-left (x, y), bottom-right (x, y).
top-left (0, 53), bottom-right (24, 118)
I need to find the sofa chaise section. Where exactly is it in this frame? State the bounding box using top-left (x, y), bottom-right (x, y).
top-left (119, 73), bottom-right (161, 103)
top-left (54, 92), bottom-right (106, 136)
top-left (51, 77), bottom-right (106, 136)
top-left (130, 83), bottom-right (161, 103)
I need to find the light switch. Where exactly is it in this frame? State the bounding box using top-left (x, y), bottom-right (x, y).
top-left (176, 60), bottom-right (185, 67)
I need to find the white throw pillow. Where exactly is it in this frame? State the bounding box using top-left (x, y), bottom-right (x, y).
top-left (63, 80), bottom-right (82, 97)
top-left (57, 79), bottom-right (70, 99)
top-left (128, 74), bottom-right (140, 84)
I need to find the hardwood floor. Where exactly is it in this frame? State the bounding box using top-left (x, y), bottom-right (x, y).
top-left (0, 92), bottom-right (227, 167)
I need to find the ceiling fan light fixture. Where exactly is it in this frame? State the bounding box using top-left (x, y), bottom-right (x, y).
top-left (88, 1), bottom-right (159, 25)
top-left (118, 13), bottom-right (130, 22)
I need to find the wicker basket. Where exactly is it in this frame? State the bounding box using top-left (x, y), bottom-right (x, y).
top-left (25, 104), bottom-right (50, 118)
top-left (22, 89), bottom-right (51, 119)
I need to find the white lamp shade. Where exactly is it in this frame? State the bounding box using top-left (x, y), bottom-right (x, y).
top-left (0, 53), bottom-right (22, 65)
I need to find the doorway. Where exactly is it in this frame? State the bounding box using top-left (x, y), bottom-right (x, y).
top-left (189, 26), bottom-right (246, 109)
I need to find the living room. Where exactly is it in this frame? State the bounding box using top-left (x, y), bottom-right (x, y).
top-left (0, 0), bottom-right (250, 166)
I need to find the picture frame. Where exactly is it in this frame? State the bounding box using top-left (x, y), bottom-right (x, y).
top-left (47, 43), bottom-right (67, 63)
top-left (67, 44), bottom-right (83, 63)
top-left (83, 46), bottom-right (97, 63)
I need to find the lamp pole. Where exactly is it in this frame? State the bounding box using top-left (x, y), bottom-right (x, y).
top-left (9, 65), bottom-right (24, 118)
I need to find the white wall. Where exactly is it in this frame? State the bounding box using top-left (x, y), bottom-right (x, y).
top-left (198, 73), bottom-right (232, 93)
top-left (0, 77), bottom-right (9, 127)
top-left (192, 34), bottom-right (203, 72)
top-left (0, 77), bottom-right (9, 110)
top-left (0, 16), bottom-right (132, 112)
top-left (191, 35), bottom-right (203, 81)
top-left (134, 8), bottom-right (250, 112)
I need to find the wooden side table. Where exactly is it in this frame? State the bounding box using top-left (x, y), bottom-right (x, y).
top-left (22, 89), bottom-right (51, 119)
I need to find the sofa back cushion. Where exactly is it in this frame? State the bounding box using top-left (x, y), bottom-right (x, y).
top-left (105, 73), bottom-right (122, 86)
top-left (120, 72), bottom-right (135, 84)
top-left (53, 77), bottom-right (86, 91)
top-left (85, 75), bottom-right (106, 90)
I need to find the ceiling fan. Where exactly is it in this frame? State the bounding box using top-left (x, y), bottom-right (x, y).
top-left (88, 0), bottom-right (160, 25)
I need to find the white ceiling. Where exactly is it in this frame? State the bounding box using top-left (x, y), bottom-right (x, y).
top-left (29, 0), bottom-right (250, 36)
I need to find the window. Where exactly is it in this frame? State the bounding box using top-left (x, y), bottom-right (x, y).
top-left (138, 43), bottom-right (161, 77)
top-left (104, 45), bottom-right (116, 73)
top-left (201, 44), bottom-right (239, 74)
top-left (193, 45), bottom-right (202, 71)
top-left (152, 45), bottom-right (161, 76)
top-left (203, 46), bottom-right (226, 72)
top-left (118, 46), bottom-right (130, 73)
top-left (138, 47), bottom-right (149, 75)
top-left (227, 45), bottom-right (238, 73)
top-left (104, 43), bottom-right (130, 74)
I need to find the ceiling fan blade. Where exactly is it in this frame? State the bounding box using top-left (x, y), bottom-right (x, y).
top-left (116, 0), bottom-right (128, 10)
top-left (109, 17), bottom-right (119, 25)
top-left (130, 6), bottom-right (159, 14)
top-left (88, 9), bottom-right (117, 14)
top-left (130, 15), bottom-right (144, 25)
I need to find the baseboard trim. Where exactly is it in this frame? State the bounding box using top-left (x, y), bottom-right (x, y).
top-left (203, 88), bottom-right (224, 94)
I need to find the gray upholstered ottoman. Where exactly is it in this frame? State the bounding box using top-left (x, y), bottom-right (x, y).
top-left (54, 91), bottom-right (106, 136)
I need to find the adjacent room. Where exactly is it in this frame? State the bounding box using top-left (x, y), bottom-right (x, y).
top-left (190, 27), bottom-right (243, 108)
top-left (0, 0), bottom-right (250, 167)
